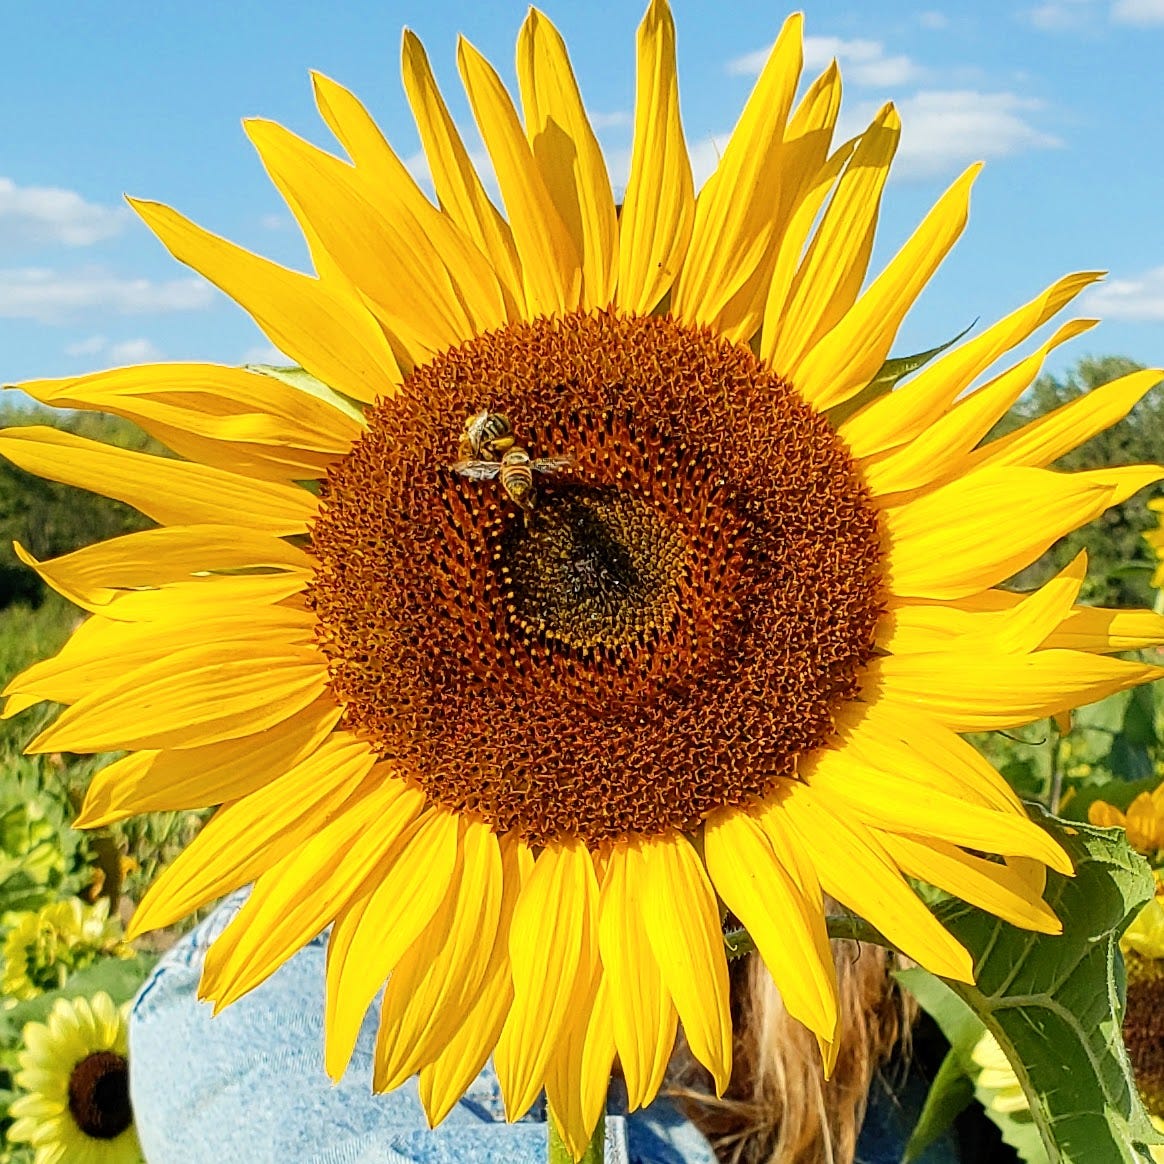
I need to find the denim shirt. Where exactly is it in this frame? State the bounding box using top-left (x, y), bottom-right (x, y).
top-left (129, 890), bottom-right (954, 1164)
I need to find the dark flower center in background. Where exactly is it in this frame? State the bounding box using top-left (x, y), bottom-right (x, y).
top-left (68, 1051), bottom-right (132, 1139)
top-left (308, 310), bottom-right (885, 845)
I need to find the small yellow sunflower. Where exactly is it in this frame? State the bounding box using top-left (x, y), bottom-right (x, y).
top-left (1144, 499), bottom-right (1164, 588)
top-left (3, 2), bottom-right (1164, 1155)
top-left (7, 991), bottom-right (141, 1164)
top-left (2, 897), bottom-right (132, 1003)
top-left (1090, 782), bottom-right (1164, 858)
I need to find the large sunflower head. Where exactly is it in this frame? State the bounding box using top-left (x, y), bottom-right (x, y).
top-left (7, 991), bottom-right (140, 1164)
top-left (5, 2), bottom-right (1164, 1156)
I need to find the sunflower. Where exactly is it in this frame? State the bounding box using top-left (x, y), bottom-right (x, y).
top-left (1090, 781), bottom-right (1164, 858)
top-left (2, 897), bottom-right (132, 1003)
top-left (1144, 499), bottom-right (1164, 588)
top-left (7, 991), bottom-right (140, 1164)
top-left (3, 2), bottom-right (1163, 1156)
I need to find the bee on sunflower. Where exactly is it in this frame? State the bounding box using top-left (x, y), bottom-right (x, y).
top-left (2, 1), bottom-right (1163, 1160)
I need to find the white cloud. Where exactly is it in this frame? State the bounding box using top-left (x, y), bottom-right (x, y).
top-left (728, 36), bottom-right (921, 87)
top-left (65, 334), bottom-right (164, 363)
top-left (1026, 0), bottom-right (1094, 28)
top-left (843, 90), bottom-right (1062, 179)
top-left (64, 334), bottom-right (109, 357)
top-left (0, 267), bottom-right (214, 324)
top-left (1112, 0), bottom-right (1164, 23)
top-left (259, 212), bottom-right (291, 230)
top-left (589, 110), bottom-right (632, 130)
top-left (1082, 267), bottom-right (1164, 320)
top-left (241, 342), bottom-right (287, 365)
top-left (918, 11), bottom-right (950, 28)
top-left (0, 177), bottom-right (128, 248)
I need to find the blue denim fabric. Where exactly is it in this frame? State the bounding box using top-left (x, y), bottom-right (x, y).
top-left (129, 891), bottom-right (954, 1164)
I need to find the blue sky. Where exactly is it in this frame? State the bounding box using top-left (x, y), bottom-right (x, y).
top-left (1, 0), bottom-right (1161, 387)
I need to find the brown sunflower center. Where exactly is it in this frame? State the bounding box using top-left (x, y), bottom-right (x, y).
top-left (1124, 952), bottom-right (1164, 1115)
top-left (68, 1050), bottom-right (132, 1140)
top-left (308, 309), bottom-right (884, 846)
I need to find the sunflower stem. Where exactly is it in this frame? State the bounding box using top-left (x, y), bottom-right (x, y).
top-left (547, 1107), bottom-right (605, 1164)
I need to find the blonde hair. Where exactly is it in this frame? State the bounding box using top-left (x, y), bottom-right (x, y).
top-left (666, 941), bottom-right (911, 1164)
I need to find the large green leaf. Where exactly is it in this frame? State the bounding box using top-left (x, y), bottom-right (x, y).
top-left (928, 810), bottom-right (1160, 1162)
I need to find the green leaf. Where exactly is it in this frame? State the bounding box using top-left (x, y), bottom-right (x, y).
top-left (244, 363), bottom-right (366, 424)
top-left (929, 809), bottom-right (1160, 1162)
top-left (903, 1047), bottom-right (976, 1163)
top-left (824, 321), bottom-right (976, 427)
top-left (2, 952), bottom-right (158, 1032)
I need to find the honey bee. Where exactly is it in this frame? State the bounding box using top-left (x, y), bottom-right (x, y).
top-left (451, 446), bottom-right (573, 517)
top-left (458, 410), bottom-right (516, 462)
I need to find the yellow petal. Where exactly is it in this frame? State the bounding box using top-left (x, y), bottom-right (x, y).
top-left (127, 732), bottom-right (376, 938)
top-left (129, 198), bottom-right (400, 403)
top-left (971, 368), bottom-right (1163, 471)
top-left (864, 314), bottom-right (1092, 496)
top-left (400, 29), bottom-right (525, 314)
top-left (767, 104), bottom-right (900, 376)
top-left (760, 138), bottom-right (854, 365)
top-left (877, 831), bottom-right (1062, 934)
top-left (704, 808), bottom-right (837, 1041)
top-left (417, 839), bottom-right (533, 1127)
top-left (779, 782), bottom-right (974, 982)
top-left (28, 639), bottom-right (328, 754)
top-left (457, 36), bottom-right (580, 316)
top-left (312, 70), bottom-right (509, 337)
top-left (19, 362), bottom-right (364, 483)
top-left (75, 697), bottom-right (341, 827)
top-left (597, 843), bottom-right (678, 1110)
top-left (1045, 605), bottom-right (1164, 654)
top-left (5, 524), bottom-right (310, 610)
top-left (493, 839), bottom-right (599, 1120)
top-left (324, 809), bottom-right (461, 1081)
top-left (883, 464), bottom-right (1117, 600)
top-left (8, 604), bottom-right (313, 715)
top-left (869, 648), bottom-right (1163, 732)
top-left (792, 165), bottom-right (981, 412)
top-left (839, 271), bottom-right (1103, 460)
top-left (633, 833), bottom-right (732, 1094)
top-left (201, 772), bottom-right (426, 1006)
top-left (672, 14), bottom-right (802, 338)
top-left (373, 820), bottom-right (505, 1090)
top-left (0, 426), bottom-right (316, 535)
top-left (803, 748), bottom-right (1071, 873)
top-left (615, 0), bottom-right (693, 315)
top-left (544, 969), bottom-right (617, 1160)
top-left (244, 118), bottom-right (474, 361)
top-left (516, 9), bottom-right (618, 310)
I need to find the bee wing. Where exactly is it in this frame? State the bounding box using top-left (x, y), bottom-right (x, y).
top-left (450, 460), bottom-right (502, 480)
top-left (529, 456), bottom-right (573, 474)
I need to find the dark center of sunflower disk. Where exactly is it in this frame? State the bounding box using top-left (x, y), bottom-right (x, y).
top-left (309, 310), bottom-right (884, 846)
top-left (69, 1051), bottom-right (132, 1139)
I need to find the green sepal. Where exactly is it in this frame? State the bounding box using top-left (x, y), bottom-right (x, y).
top-left (244, 363), bottom-right (367, 424)
top-left (824, 321), bottom-right (975, 427)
